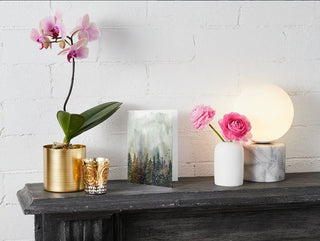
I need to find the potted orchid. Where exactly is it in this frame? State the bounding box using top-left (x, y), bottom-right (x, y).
top-left (191, 105), bottom-right (251, 186)
top-left (31, 12), bottom-right (122, 192)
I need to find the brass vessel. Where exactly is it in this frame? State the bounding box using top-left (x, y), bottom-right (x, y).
top-left (43, 144), bottom-right (86, 192)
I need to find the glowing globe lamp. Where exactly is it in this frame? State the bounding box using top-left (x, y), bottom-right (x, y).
top-left (235, 84), bottom-right (294, 182)
top-left (235, 84), bottom-right (294, 143)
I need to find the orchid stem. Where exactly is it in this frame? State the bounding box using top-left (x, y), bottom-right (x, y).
top-left (64, 39), bottom-right (71, 46)
top-left (63, 37), bottom-right (75, 112)
top-left (71, 29), bottom-right (80, 38)
top-left (209, 124), bottom-right (225, 142)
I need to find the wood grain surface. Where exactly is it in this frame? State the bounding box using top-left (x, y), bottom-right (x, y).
top-left (17, 173), bottom-right (320, 241)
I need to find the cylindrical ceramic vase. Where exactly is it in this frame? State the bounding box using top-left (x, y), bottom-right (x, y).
top-left (214, 142), bottom-right (244, 187)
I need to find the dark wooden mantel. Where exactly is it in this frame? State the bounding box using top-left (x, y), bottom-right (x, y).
top-left (17, 173), bottom-right (320, 241)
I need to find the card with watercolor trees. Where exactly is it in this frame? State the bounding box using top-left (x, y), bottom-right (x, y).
top-left (127, 110), bottom-right (178, 187)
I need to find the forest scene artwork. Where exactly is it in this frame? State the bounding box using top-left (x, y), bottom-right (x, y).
top-left (127, 110), bottom-right (177, 187)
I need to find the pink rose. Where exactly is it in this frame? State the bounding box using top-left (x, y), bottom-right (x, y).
top-left (191, 105), bottom-right (215, 130)
top-left (218, 112), bottom-right (252, 142)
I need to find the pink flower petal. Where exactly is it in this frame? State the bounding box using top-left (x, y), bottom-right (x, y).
top-left (71, 16), bottom-right (82, 36)
top-left (72, 14), bottom-right (99, 42)
top-left (41, 16), bottom-right (55, 35)
top-left (30, 29), bottom-right (40, 42)
top-left (76, 46), bottom-right (89, 59)
top-left (190, 105), bottom-right (215, 130)
top-left (58, 47), bottom-right (72, 55)
top-left (218, 112), bottom-right (252, 142)
top-left (54, 11), bottom-right (63, 25)
top-left (74, 38), bottom-right (88, 49)
top-left (86, 23), bottom-right (100, 41)
top-left (82, 14), bottom-right (90, 28)
top-left (78, 30), bottom-right (89, 41)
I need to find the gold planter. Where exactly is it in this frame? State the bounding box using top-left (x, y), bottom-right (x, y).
top-left (43, 144), bottom-right (86, 192)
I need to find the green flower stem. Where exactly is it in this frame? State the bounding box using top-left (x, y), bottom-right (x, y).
top-left (209, 124), bottom-right (225, 142)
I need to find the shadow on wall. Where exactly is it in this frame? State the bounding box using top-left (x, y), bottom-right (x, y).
top-left (99, 27), bottom-right (145, 62)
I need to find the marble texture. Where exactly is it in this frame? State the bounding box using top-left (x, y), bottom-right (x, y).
top-left (244, 142), bottom-right (286, 182)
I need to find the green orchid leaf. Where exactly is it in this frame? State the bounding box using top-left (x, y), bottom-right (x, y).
top-left (81, 102), bottom-right (119, 120)
top-left (69, 102), bottom-right (122, 139)
top-left (57, 111), bottom-right (85, 142)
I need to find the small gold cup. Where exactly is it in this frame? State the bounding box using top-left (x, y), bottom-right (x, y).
top-left (81, 157), bottom-right (110, 195)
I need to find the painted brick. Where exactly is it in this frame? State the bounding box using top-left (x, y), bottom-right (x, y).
top-left (109, 166), bottom-right (127, 180)
top-left (286, 157), bottom-right (320, 173)
top-left (0, 205), bottom-right (34, 240)
top-left (0, 135), bottom-right (55, 172)
top-left (147, 1), bottom-right (241, 28)
top-left (178, 163), bottom-right (195, 177)
top-left (99, 28), bottom-right (195, 63)
top-left (0, 173), bottom-right (4, 205)
top-left (0, 1), bottom-right (50, 29)
top-left (2, 99), bottom-right (61, 136)
top-left (1, 29), bottom-right (62, 64)
top-left (280, 126), bottom-right (320, 159)
top-left (286, 26), bottom-right (320, 61)
top-left (1, 239), bottom-right (34, 241)
top-left (240, 2), bottom-right (314, 27)
top-left (0, 33), bottom-right (3, 63)
top-left (237, 60), bottom-right (320, 93)
top-left (196, 28), bottom-right (286, 63)
top-left (50, 1), bottom-right (146, 28)
top-left (147, 62), bottom-right (238, 97)
top-left (195, 162), bottom-right (214, 177)
top-left (0, 64), bottom-right (50, 101)
top-left (291, 93), bottom-right (320, 126)
top-left (79, 131), bottom-right (128, 168)
top-left (3, 171), bottom-right (42, 205)
top-left (51, 63), bottom-right (148, 99)
top-left (0, 102), bottom-right (4, 132)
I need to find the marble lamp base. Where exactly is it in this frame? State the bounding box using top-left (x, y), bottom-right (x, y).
top-left (244, 142), bottom-right (286, 182)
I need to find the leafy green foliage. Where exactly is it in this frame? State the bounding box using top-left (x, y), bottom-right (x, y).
top-left (57, 102), bottom-right (122, 143)
top-left (57, 112), bottom-right (85, 142)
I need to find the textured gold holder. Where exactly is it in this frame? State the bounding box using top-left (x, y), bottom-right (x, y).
top-left (43, 144), bottom-right (86, 192)
top-left (81, 157), bottom-right (110, 195)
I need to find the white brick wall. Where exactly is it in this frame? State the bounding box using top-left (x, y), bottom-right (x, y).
top-left (0, 1), bottom-right (320, 240)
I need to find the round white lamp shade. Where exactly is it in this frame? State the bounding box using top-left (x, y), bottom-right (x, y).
top-left (235, 84), bottom-right (294, 143)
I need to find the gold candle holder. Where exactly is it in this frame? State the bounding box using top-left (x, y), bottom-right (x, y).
top-left (81, 157), bottom-right (110, 195)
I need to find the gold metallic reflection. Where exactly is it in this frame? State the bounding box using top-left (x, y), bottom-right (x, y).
top-left (81, 157), bottom-right (110, 194)
top-left (43, 144), bottom-right (85, 192)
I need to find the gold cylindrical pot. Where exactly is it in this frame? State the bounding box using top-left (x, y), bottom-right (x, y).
top-left (43, 144), bottom-right (86, 192)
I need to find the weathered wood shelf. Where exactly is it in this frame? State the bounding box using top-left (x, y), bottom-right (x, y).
top-left (17, 172), bottom-right (320, 241)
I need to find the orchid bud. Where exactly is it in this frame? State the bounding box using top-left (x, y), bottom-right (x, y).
top-left (43, 42), bottom-right (50, 49)
top-left (59, 40), bottom-right (66, 49)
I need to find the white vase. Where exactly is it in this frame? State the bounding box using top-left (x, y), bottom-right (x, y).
top-left (214, 142), bottom-right (244, 187)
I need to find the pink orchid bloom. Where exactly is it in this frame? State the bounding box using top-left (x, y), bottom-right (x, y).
top-left (72, 14), bottom-right (100, 41)
top-left (58, 38), bottom-right (89, 62)
top-left (41, 11), bottom-right (66, 39)
top-left (30, 28), bottom-right (51, 50)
